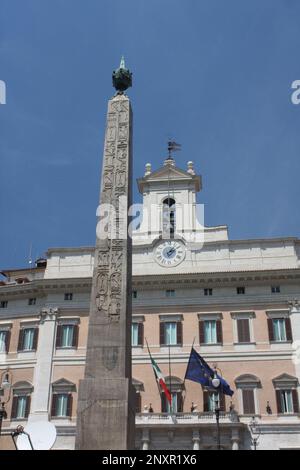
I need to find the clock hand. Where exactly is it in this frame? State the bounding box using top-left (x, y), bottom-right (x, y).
top-left (166, 247), bottom-right (176, 257)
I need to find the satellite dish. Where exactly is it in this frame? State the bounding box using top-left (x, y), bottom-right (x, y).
top-left (17, 421), bottom-right (57, 450)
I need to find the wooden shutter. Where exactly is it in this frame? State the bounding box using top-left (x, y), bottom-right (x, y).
top-left (199, 321), bottom-right (205, 345)
top-left (292, 390), bottom-right (299, 414)
top-left (177, 393), bottom-right (183, 412)
top-left (25, 395), bottom-right (31, 418)
top-left (268, 319), bottom-right (274, 342)
top-left (160, 322), bottom-right (165, 346)
top-left (11, 396), bottom-right (18, 419)
top-left (161, 393), bottom-right (167, 412)
top-left (135, 392), bottom-right (141, 413)
top-left (72, 325), bottom-right (79, 348)
top-left (5, 330), bottom-right (11, 353)
top-left (51, 394), bottom-right (58, 417)
top-left (56, 325), bottom-right (62, 348)
top-left (138, 323), bottom-right (144, 347)
top-left (32, 328), bottom-right (39, 351)
top-left (242, 389), bottom-right (255, 414)
top-left (67, 394), bottom-right (73, 417)
top-left (216, 320), bottom-right (223, 344)
top-left (237, 319), bottom-right (250, 343)
top-left (203, 390), bottom-right (209, 412)
top-left (17, 329), bottom-right (24, 352)
top-left (219, 393), bottom-right (226, 412)
top-left (285, 318), bottom-right (293, 342)
top-left (177, 322), bottom-right (182, 346)
top-left (276, 390), bottom-right (282, 414)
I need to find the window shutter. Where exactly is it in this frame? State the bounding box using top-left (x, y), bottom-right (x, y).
top-left (292, 390), bottom-right (299, 414)
top-left (56, 325), bottom-right (62, 348)
top-left (285, 318), bottom-right (293, 342)
top-left (199, 321), bottom-right (205, 345)
top-left (219, 393), bottom-right (226, 412)
top-left (216, 320), bottom-right (223, 344)
top-left (161, 394), bottom-right (167, 413)
top-left (138, 323), bottom-right (144, 347)
top-left (5, 330), bottom-right (11, 353)
top-left (177, 393), bottom-right (183, 412)
top-left (160, 322), bottom-right (165, 346)
top-left (267, 319), bottom-right (274, 342)
top-left (276, 390), bottom-right (282, 414)
top-left (203, 391), bottom-right (209, 412)
top-left (72, 325), bottom-right (79, 348)
top-left (135, 392), bottom-right (141, 413)
top-left (67, 394), bottom-right (73, 417)
top-left (51, 394), bottom-right (58, 417)
top-left (177, 322), bottom-right (182, 346)
top-left (242, 389), bottom-right (255, 414)
top-left (17, 329), bottom-right (24, 352)
top-left (237, 319), bottom-right (250, 343)
top-left (25, 395), bottom-right (31, 418)
top-left (11, 396), bottom-right (18, 419)
top-left (32, 328), bottom-right (39, 351)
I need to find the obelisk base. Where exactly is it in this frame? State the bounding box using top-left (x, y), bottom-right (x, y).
top-left (75, 378), bottom-right (136, 450)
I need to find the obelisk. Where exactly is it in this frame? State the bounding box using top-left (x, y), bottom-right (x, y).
top-left (75, 58), bottom-right (135, 450)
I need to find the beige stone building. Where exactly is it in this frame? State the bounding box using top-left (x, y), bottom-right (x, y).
top-left (0, 157), bottom-right (300, 450)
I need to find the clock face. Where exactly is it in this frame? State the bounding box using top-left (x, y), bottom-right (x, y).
top-left (154, 240), bottom-right (186, 267)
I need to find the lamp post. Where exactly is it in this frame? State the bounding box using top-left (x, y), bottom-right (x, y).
top-left (249, 416), bottom-right (261, 450)
top-left (0, 369), bottom-right (12, 436)
top-left (211, 368), bottom-right (222, 451)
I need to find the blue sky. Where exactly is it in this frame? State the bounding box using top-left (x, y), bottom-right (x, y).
top-left (0, 0), bottom-right (300, 269)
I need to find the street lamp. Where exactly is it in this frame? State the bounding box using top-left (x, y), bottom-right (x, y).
top-left (249, 416), bottom-right (261, 450)
top-left (0, 369), bottom-right (12, 436)
top-left (211, 367), bottom-right (222, 451)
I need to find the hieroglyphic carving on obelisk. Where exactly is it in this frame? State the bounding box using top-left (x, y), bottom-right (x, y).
top-left (75, 58), bottom-right (135, 449)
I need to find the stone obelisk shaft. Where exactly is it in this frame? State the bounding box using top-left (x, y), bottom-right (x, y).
top-left (75, 93), bottom-right (135, 449)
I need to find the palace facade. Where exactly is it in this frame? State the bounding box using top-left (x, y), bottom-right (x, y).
top-left (0, 157), bottom-right (300, 450)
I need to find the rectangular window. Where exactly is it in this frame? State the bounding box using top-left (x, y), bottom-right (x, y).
top-left (11, 395), bottom-right (30, 419)
top-left (204, 320), bottom-right (217, 344)
top-left (280, 390), bottom-right (293, 414)
top-left (64, 293), bottom-right (73, 301)
top-left (271, 286), bottom-right (281, 294)
top-left (165, 322), bottom-right (177, 345)
top-left (204, 288), bottom-right (213, 296)
top-left (18, 328), bottom-right (38, 351)
top-left (56, 324), bottom-right (78, 349)
top-left (237, 287), bottom-right (245, 295)
top-left (0, 301), bottom-right (8, 309)
top-left (273, 319), bottom-right (287, 342)
top-left (166, 290), bottom-right (175, 298)
top-left (162, 392), bottom-right (182, 413)
top-left (237, 319), bottom-right (251, 343)
top-left (28, 298), bottom-right (36, 306)
top-left (0, 331), bottom-right (8, 353)
top-left (61, 325), bottom-right (74, 348)
top-left (132, 323), bottom-right (139, 346)
top-left (132, 290), bottom-right (137, 299)
top-left (242, 389), bottom-right (255, 415)
top-left (56, 394), bottom-right (69, 417)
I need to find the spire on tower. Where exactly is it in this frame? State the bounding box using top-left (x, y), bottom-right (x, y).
top-left (112, 56), bottom-right (132, 94)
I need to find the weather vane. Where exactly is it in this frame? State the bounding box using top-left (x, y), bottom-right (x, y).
top-left (167, 140), bottom-right (181, 159)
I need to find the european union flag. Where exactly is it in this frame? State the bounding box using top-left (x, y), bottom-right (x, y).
top-left (185, 347), bottom-right (234, 397)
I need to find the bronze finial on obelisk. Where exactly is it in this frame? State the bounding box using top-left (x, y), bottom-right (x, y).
top-left (75, 58), bottom-right (135, 449)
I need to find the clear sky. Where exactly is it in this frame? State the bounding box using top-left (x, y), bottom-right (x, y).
top-left (0, 0), bottom-right (300, 269)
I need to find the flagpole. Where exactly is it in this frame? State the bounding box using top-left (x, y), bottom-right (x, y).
top-left (168, 341), bottom-right (172, 414)
top-left (182, 337), bottom-right (196, 395)
top-left (145, 337), bottom-right (161, 398)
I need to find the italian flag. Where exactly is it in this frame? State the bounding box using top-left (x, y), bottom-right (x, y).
top-left (150, 355), bottom-right (172, 405)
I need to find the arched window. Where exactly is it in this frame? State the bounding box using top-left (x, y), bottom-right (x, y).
top-left (162, 198), bottom-right (176, 238)
top-left (161, 376), bottom-right (184, 413)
